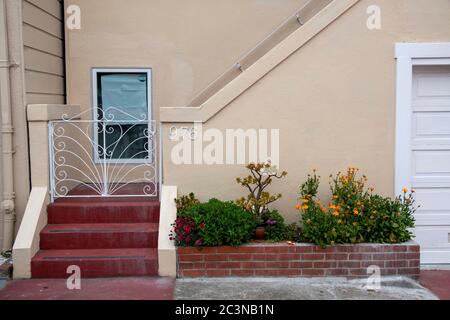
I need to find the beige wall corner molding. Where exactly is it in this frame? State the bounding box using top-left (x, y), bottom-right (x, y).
top-left (27, 104), bottom-right (81, 122)
top-left (160, 0), bottom-right (360, 123)
top-left (12, 187), bottom-right (49, 279)
top-left (158, 185), bottom-right (177, 278)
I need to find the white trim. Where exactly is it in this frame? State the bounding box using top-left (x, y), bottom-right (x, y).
top-left (396, 43), bottom-right (450, 59)
top-left (159, 124), bottom-right (163, 197)
top-left (158, 185), bottom-right (177, 278)
top-left (395, 56), bottom-right (413, 195)
top-left (421, 264), bottom-right (450, 271)
top-left (412, 58), bottom-right (450, 66)
top-left (395, 43), bottom-right (450, 196)
top-left (91, 68), bottom-right (153, 164)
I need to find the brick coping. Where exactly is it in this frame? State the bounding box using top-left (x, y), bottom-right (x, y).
top-left (177, 241), bottom-right (420, 278)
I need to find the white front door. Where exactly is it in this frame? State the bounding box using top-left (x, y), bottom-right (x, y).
top-left (411, 65), bottom-right (450, 264)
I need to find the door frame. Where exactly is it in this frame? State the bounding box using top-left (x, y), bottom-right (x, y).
top-left (91, 67), bottom-right (153, 164)
top-left (395, 43), bottom-right (450, 195)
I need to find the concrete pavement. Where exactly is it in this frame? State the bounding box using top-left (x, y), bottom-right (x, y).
top-left (175, 277), bottom-right (438, 300)
top-left (0, 273), bottom-right (448, 300)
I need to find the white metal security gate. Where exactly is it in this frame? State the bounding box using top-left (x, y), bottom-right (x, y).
top-left (49, 108), bottom-right (158, 201)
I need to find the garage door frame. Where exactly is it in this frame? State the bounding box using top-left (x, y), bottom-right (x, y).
top-left (395, 42), bottom-right (450, 194)
top-left (395, 43), bottom-right (450, 264)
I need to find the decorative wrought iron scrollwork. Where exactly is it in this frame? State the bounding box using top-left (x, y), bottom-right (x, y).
top-left (49, 107), bottom-right (157, 200)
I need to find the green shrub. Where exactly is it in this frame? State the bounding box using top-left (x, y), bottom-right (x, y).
top-left (297, 168), bottom-right (416, 246)
top-left (1, 250), bottom-right (12, 259)
top-left (361, 193), bottom-right (416, 243)
top-left (175, 193), bottom-right (200, 213)
top-left (262, 210), bottom-right (298, 242)
top-left (180, 199), bottom-right (256, 246)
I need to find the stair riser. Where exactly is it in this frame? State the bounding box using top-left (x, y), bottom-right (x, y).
top-left (48, 205), bottom-right (160, 224)
top-left (34, 199), bottom-right (161, 279)
top-left (40, 232), bottom-right (158, 250)
top-left (31, 259), bottom-right (158, 278)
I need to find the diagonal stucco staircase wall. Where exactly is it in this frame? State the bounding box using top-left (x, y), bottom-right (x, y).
top-left (160, 0), bottom-right (360, 123)
top-left (187, 0), bottom-right (333, 108)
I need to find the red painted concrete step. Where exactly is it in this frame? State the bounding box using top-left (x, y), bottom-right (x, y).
top-left (48, 201), bottom-right (160, 224)
top-left (31, 248), bottom-right (158, 278)
top-left (40, 223), bottom-right (159, 250)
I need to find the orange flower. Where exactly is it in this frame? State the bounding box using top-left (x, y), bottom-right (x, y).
top-left (303, 199), bottom-right (309, 204)
top-left (353, 208), bottom-right (359, 216)
top-left (295, 204), bottom-right (302, 210)
top-left (402, 187), bottom-right (408, 193)
top-left (302, 205), bottom-right (309, 210)
top-left (333, 211), bottom-right (339, 217)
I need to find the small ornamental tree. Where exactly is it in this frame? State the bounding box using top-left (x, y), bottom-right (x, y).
top-left (236, 162), bottom-right (287, 223)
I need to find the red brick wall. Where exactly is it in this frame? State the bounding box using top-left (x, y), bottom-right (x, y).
top-left (177, 242), bottom-right (420, 278)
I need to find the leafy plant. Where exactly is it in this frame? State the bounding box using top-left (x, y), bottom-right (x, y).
top-left (180, 199), bottom-right (256, 246)
top-left (297, 168), bottom-right (417, 246)
top-left (262, 210), bottom-right (299, 242)
top-left (361, 192), bottom-right (416, 243)
top-left (299, 169), bottom-right (321, 202)
top-left (1, 250), bottom-right (12, 259)
top-left (175, 193), bottom-right (200, 213)
top-left (169, 217), bottom-right (202, 247)
top-left (236, 162), bottom-right (287, 223)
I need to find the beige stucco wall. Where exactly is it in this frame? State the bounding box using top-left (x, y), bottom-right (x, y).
top-left (163, 0), bottom-right (450, 222)
top-left (65, 0), bottom-right (450, 222)
top-left (64, 0), bottom-right (309, 113)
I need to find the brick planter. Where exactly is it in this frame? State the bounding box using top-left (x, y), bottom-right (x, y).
top-left (177, 242), bottom-right (420, 278)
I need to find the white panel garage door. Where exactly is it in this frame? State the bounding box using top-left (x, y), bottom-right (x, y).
top-left (411, 65), bottom-right (450, 264)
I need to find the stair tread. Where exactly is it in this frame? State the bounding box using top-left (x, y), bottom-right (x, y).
top-left (42, 223), bottom-right (159, 233)
top-left (33, 248), bottom-right (157, 260)
top-left (34, 195), bottom-right (161, 278)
